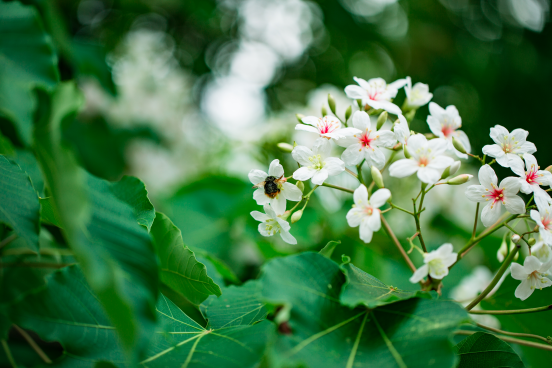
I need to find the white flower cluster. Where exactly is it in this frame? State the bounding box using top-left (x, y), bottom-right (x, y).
top-left (249, 74), bottom-right (552, 302)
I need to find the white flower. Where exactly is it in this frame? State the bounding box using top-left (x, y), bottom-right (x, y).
top-left (388, 134), bottom-right (454, 184)
top-left (346, 185), bottom-right (391, 243)
top-left (532, 237), bottom-right (552, 266)
top-left (334, 111), bottom-right (397, 168)
top-left (510, 153), bottom-right (552, 210)
top-left (511, 255), bottom-right (552, 300)
top-left (296, 115), bottom-right (360, 140)
top-left (344, 77), bottom-right (407, 115)
top-left (404, 77), bottom-right (432, 107)
top-left (248, 159), bottom-right (303, 214)
top-left (409, 243), bottom-right (458, 283)
top-left (482, 125), bottom-right (536, 168)
top-left (393, 114), bottom-right (410, 145)
top-left (250, 204), bottom-right (297, 244)
top-left (292, 139), bottom-right (345, 185)
top-left (530, 203), bottom-right (552, 246)
top-left (426, 102), bottom-right (470, 159)
top-left (465, 165), bottom-right (525, 227)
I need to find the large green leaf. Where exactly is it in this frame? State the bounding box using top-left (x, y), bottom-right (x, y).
top-left (33, 82), bottom-right (159, 359)
top-left (150, 212), bottom-right (221, 305)
top-left (9, 265), bottom-right (272, 367)
top-left (481, 277), bottom-right (552, 367)
top-left (110, 176), bottom-right (155, 231)
top-left (0, 1), bottom-right (59, 145)
top-left (201, 281), bottom-right (267, 329)
top-left (455, 332), bottom-right (525, 368)
top-left (340, 263), bottom-right (433, 309)
top-left (0, 155), bottom-right (40, 252)
top-left (260, 252), bottom-right (469, 368)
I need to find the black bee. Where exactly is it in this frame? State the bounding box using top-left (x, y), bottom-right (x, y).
top-left (263, 175), bottom-right (282, 198)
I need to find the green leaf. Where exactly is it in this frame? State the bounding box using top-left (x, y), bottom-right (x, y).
top-left (340, 263), bottom-right (433, 309)
top-left (110, 176), bottom-right (155, 231)
top-left (0, 1), bottom-right (59, 145)
top-left (9, 265), bottom-right (273, 367)
top-left (0, 155), bottom-right (40, 252)
top-left (195, 251), bottom-right (240, 285)
top-left (151, 212), bottom-right (221, 305)
top-left (39, 197), bottom-right (61, 227)
top-left (260, 252), bottom-right (469, 368)
top-left (202, 281), bottom-right (267, 329)
top-left (319, 240), bottom-right (340, 258)
top-left (481, 276), bottom-right (552, 366)
top-left (33, 82), bottom-right (160, 357)
top-left (455, 332), bottom-right (525, 368)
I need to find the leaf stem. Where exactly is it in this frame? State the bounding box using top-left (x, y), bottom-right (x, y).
top-left (345, 168), bottom-right (358, 179)
top-left (389, 203), bottom-right (414, 216)
top-left (357, 161), bottom-right (365, 185)
top-left (455, 330), bottom-right (552, 351)
top-left (469, 305), bottom-right (552, 315)
top-left (380, 215), bottom-right (417, 274)
top-left (1, 339), bottom-right (17, 368)
top-left (13, 325), bottom-right (52, 364)
top-left (0, 234), bottom-right (17, 251)
top-left (465, 244), bottom-right (520, 311)
top-left (321, 183), bottom-right (354, 194)
top-left (471, 203), bottom-right (479, 239)
top-left (412, 197), bottom-right (427, 253)
top-left (475, 322), bottom-right (552, 345)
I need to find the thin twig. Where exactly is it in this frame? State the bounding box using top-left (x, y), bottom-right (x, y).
top-left (455, 330), bottom-right (552, 351)
top-left (470, 305), bottom-right (552, 315)
top-left (345, 168), bottom-right (358, 179)
top-left (389, 203), bottom-right (414, 216)
top-left (380, 215), bottom-right (417, 274)
top-left (475, 322), bottom-right (551, 345)
top-left (0, 234), bottom-right (17, 251)
top-left (0, 262), bottom-right (74, 269)
top-left (1, 339), bottom-right (17, 368)
top-left (13, 325), bottom-right (52, 364)
top-left (471, 203), bottom-right (479, 240)
top-left (321, 183), bottom-right (354, 194)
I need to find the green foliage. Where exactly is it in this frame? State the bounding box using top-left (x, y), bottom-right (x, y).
top-left (150, 212), bottom-right (222, 305)
top-left (455, 332), bottom-right (525, 368)
top-left (110, 176), bottom-right (156, 231)
top-left (0, 155), bottom-right (40, 252)
top-left (0, 1), bottom-right (59, 145)
top-left (260, 252), bottom-right (469, 368)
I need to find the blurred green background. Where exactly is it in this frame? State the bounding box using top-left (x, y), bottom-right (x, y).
top-left (2, 0), bottom-right (551, 365)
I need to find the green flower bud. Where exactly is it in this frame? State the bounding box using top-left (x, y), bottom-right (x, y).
top-left (291, 210), bottom-right (303, 224)
top-left (447, 174), bottom-right (473, 185)
top-left (356, 99), bottom-right (363, 110)
top-left (452, 136), bottom-right (467, 154)
top-left (371, 166), bottom-right (384, 188)
top-left (345, 105), bottom-right (352, 122)
top-left (321, 106), bottom-right (327, 117)
top-left (376, 111), bottom-right (388, 130)
top-left (528, 238), bottom-right (536, 246)
top-left (328, 94), bottom-right (336, 114)
top-left (277, 142), bottom-right (294, 153)
top-left (296, 113), bottom-right (305, 123)
top-left (546, 165), bottom-right (552, 173)
top-left (403, 145), bottom-right (411, 158)
top-left (296, 181), bottom-right (304, 192)
top-left (405, 109), bottom-right (416, 122)
top-left (440, 161), bottom-right (461, 180)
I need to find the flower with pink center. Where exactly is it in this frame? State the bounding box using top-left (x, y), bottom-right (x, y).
top-left (510, 153), bottom-right (552, 211)
top-left (344, 77), bottom-right (407, 115)
top-left (465, 165), bottom-right (525, 227)
top-left (530, 203), bottom-right (552, 246)
top-left (335, 111), bottom-right (397, 168)
top-left (482, 125), bottom-right (536, 168)
top-left (346, 185), bottom-right (391, 243)
top-left (388, 134), bottom-right (454, 184)
top-left (511, 256), bottom-right (552, 300)
top-left (296, 115), bottom-right (360, 140)
top-left (426, 102), bottom-right (470, 159)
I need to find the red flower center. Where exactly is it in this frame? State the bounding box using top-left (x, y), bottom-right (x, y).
top-left (441, 125), bottom-right (454, 138)
top-left (359, 132), bottom-right (374, 148)
top-left (486, 186), bottom-right (505, 206)
top-left (526, 167), bottom-right (539, 185)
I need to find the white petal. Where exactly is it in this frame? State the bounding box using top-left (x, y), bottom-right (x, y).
top-left (454, 130), bottom-right (471, 153)
top-left (523, 153), bottom-right (538, 170)
top-left (534, 189), bottom-right (552, 212)
top-left (301, 116), bottom-right (320, 127)
top-left (465, 185), bottom-right (487, 203)
top-left (264, 204), bottom-right (277, 219)
top-left (312, 138), bottom-right (332, 157)
top-left (523, 256), bottom-right (542, 274)
top-left (282, 182), bottom-right (302, 201)
top-left (429, 263), bottom-right (449, 280)
top-left (249, 169), bottom-right (268, 185)
top-left (514, 278), bottom-right (534, 301)
top-left (311, 169), bottom-right (329, 185)
top-left (489, 125), bottom-right (510, 144)
top-left (405, 134), bottom-right (427, 152)
top-left (324, 158), bottom-right (345, 176)
top-left (268, 159), bottom-right (284, 177)
top-left (257, 223), bottom-right (271, 237)
top-left (428, 155), bottom-right (454, 170)
top-left (442, 252), bottom-right (458, 267)
top-left (371, 100), bottom-right (402, 115)
top-left (482, 144), bottom-right (505, 160)
top-left (428, 102), bottom-right (445, 117)
top-left (365, 148), bottom-right (386, 170)
top-left (427, 138), bottom-right (449, 156)
top-left (347, 207), bottom-right (365, 227)
top-left (374, 130), bottom-right (397, 148)
top-left (510, 263), bottom-right (527, 280)
top-left (341, 144), bottom-right (364, 166)
top-left (251, 211), bottom-right (270, 222)
top-left (293, 167), bottom-right (316, 181)
top-left (503, 195), bottom-right (525, 215)
top-left (388, 78), bottom-right (408, 90)
top-left (409, 264), bottom-right (429, 283)
top-left (427, 116), bottom-right (443, 137)
top-left (295, 124), bottom-right (320, 135)
top-left (436, 243), bottom-right (454, 257)
top-left (279, 228), bottom-right (297, 245)
top-left (481, 202), bottom-right (503, 227)
top-left (500, 177), bottom-right (521, 195)
top-left (354, 184), bottom-right (369, 206)
top-left (366, 211), bottom-right (381, 232)
top-left (292, 146), bottom-right (314, 166)
top-left (270, 195), bottom-right (287, 215)
top-left (345, 85), bottom-right (367, 100)
top-left (495, 154), bottom-right (511, 168)
top-left (389, 159), bottom-right (419, 178)
top-left (352, 111), bottom-right (371, 131)
top-left (520, 141), bottom-right (537, 154)
top-left (509, 156), bottom-right (526, 177)
top-left (253, 188), bottom-right (270, 205)
top-left (530, 209), bottom-right (544, 227)
top-left (478, 164), bottom-right (497, 189)
top-left (417, 167), bottom-right (441, 184)
top-left (359, 218), bottom-right (374, 243)
top-left (370, 188), bottom-right (391, 208)
top-left (510, 128), bottom-right (528, 143)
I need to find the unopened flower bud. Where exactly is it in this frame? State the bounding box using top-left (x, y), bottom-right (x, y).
top-left (280, 211), bottom-right (291, 221)
top-left (296, 181), bottom-right (304, 192)
top-left (291, 210), bottom-right (303, 224)
top-left (371, 166), bottom-right (384, 188)
top-left (403, 145), bottom-right (411, 158)
top-left (376, 111), bottom-right (388, 130)
top-left (511, 234), bottom-right (521, 244)
top-left (528, 238), bottom-right (536, 246)
top-left (449, 161), bottom-right (461, 176)
top-left (546, 165), bottom-right (552, 173)
top-left (321, 106), bottom-right (327, 117)
top-left (345, 105), bottom-right (352, 121)
top-left (452, 137), bottom-right (467, 154)
top-left (497, 239), bottom-right (508, 262)
top-left (296, 114), bottom-right (305, 123)
top-left (328, 94), bottom-right (336, 114)
top-left (447, 174), bottom-right (473, 185)
top-left (277, 142), bottom-right (294, 153)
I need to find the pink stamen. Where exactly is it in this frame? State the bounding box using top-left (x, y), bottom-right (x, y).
top-left (526, 167), bottom-right (539, 185)
top-left (441, 125), bottom-right (454, 138)
top-left (486, 185), bottom-right (505, 206)
top-left (359, 132), bottom-right (374, 148)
